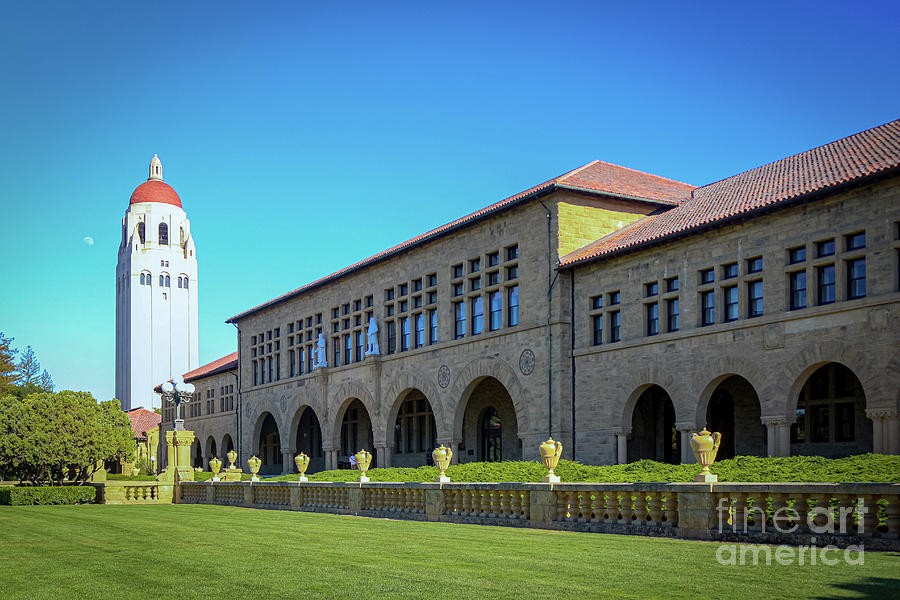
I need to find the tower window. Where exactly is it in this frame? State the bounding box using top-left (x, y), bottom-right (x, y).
top-left (137, 222), bottom-right (145, 244)
top-left (159, 223), bottom-right (169, 245)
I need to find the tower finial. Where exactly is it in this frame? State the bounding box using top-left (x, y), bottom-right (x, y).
top-left (148, 154), bottom-right (163, 181)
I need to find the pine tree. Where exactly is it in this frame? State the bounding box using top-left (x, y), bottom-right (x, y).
top-left (0, 332), bottom-right (18, 395)
top-left (17, 346), bottom-right (42, 386)
top-left (39, 369), bottom-right (54, 392)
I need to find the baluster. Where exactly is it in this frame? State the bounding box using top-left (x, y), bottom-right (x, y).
top-left (556, 491), bottom-right (568, 521)
top-left (729, 493), bottom-right (745, 533)
top-left (860, 494), bottom-right (878, 537)
top-left (508, 490), bottom-right (520, 519)
top-left (603, 493), bottom-right (617, 524)
top-left (792, 493), bottom-right (808, 535)
top-left (745, 493), bottom-right (764, 533)
top-left (663, 493), bottom-right (677, 527)
top-left (770, 494), bottom-right (789, 533)
top-left (495, 490), bottom-right (507, 518)
top-left (619, 492), bottom-right (633, 526)
top-left (474, 490), bottom-right (485, 518)
top-left (883, 495), bottom-right (900, 539)
top-left (632, 493), bottom-right (647, 527)
top-left (647, 492), bottom-right (662, 527)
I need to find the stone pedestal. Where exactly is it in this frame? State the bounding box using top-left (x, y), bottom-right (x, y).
top-left (224, 468), bottom-right (242, 482)
top-left (541, 475), bottom-right (560, 483)
top-left (674, 484), bottom-right (719, 539)
top-left (694, 473), bottom-right (718, 483)
top-left (160, 429), bottom-right (195, 483)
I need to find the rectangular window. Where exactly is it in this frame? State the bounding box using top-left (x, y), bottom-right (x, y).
top-left (847, 258), bottom-right (866, 299)
top-left (645, 282), bottom-right (658, 297)
top-left (429, 309), bottom-right (437, 345)
top-left (701, 290), bottom-right (715, 326)
top-left (427, 273), bottom-right (437, 287)
top-left (332, 308), bottom-right (339, 319)
top-left (454, 302), bottom-right (466, 339)
top-left (609, 291), bottom-right (620, 305)
top-left (789, 271), bottom-right (807, 310)
top-left (471, 297), bottom-right (484, 335)
top-left (817, 239), bottom-right (835, 258)
top-left (789, 246), bottom-right (806, 264)
top-left (667, 298), bottom-right (679, 332)
top-left (487, 271), bottom-right (499, 286)
top-left (592, 314), bottom-right (603, 345)
top-left (747, 280), bottom-right (763, 317)
top-left (387, 321), bottom-right (397, 354)
top-left (427, 290), bottom-right (437, 304)
top-left (412, 278), bottom-right (422, 292)
top-left (470, 277), bottom-right (481, 292)
top-left (591, 295), bottom-right (602, 310)
top-left (386, 304), bottom-right (395, 317)
top-left (609, 311), bottom-right (621, 342)
top-left (489, 291), bottom-right (502, 331)
top-left (666, 277), bottom-right (679, 292)
top-left (724, 286), bottom-right (738, 321)
top-left (506, 265), bottom-right (519, 280)
top-left (723, 263), bottom-right (738, 279)
top-left (344, 334), bottom-right (351, 364)
top-left (507, 285), bottom-right (519, 326)
top-left (415, 313), bottom-right (425, 348)
top-left (267, 357), bottom-right (273, 382)
top-left (846, 232), bottom-right (865, 251)
top-left (307, 346), bottom-right (313, 372)
top-left (333, 340), bottom-right (340, 367)
top-left (253, 361), bottom-right (259, 386)
top-left (290, 350), bottom-right (295, 377)
top-left (354, 299), bottom-right (361, 312)
top-left (747, 257), bottom-right (763, 273)
top-left (810, 404), bottom-right (830, 443)
top-left (453, 282), bottom-right (463, 297)
top-left (646, 303), bottom-right (658, 336)
top-left (470, 258), bottom-right (481, 273)
top-left (400, 317), bottom-right (410, 351)
top-left (700, 268), bottom-right (714, 285)
top-left (399, 300), bottom-right (408, 313)
top-left (452, 264), bottom-right (463, 278)
top-left (835, 402), bottom-right (856, 442)
top-left (817, 264), bottom-right (836, 305)
top-left (356, 330), bottom-right (364, 361)
top-left (413, 296), bottom-right (422, 309)
top-left (506, 244), bottom-right (519, 260)
top-left (275, 354), bottom-right (281, 380)
top-left (399, 283), bottom-right (408, 297)
top-left (385, 288), bottom-right (395, 301)
top-left (487, 251), bottom-right (499, 267)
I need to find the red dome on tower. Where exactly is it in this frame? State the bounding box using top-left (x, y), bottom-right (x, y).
top-left (130, 154), bottom-right (182, 207)
top-left (129, 180), bottom-right (182, 207)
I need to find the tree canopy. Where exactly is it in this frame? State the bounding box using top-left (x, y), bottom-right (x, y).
top-left (0, 333), bottom-right (54, 399)
top-left (0, 391), bottom-right (135, 484)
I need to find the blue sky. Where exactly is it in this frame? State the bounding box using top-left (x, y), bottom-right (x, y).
top-left (1, 1), bottom-right (897, 403)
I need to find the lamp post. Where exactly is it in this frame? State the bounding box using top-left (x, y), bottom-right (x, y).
top-left (159, 377), bottom-right (196, 431)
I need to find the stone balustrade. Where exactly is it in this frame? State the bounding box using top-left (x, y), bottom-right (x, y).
top-left (177, 480), bottom-right (900, 550)
top-left (94, 481), bottom-right (173, 505)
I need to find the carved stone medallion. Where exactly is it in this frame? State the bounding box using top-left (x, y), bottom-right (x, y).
top-left (519, 349), bottom-right (535, 376)
top-left (438, 365), bottom-right (451, 388)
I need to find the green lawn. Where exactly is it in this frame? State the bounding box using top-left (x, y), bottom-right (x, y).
top-left (0, 505), bottom-right (897, 599)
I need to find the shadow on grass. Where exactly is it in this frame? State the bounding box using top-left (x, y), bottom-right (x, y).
top-left (816, 576), bottom-right (899, 599)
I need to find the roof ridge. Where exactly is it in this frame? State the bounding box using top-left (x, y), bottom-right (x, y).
top-left (569, 159), bottom-right (696, 188)
top-left (692, 118), bottom-right (900, 193)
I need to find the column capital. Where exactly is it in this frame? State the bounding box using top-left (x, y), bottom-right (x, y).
top-left (760, 415), bottom-right (796, 426)
top-left (865, 407), bottom-right (900, 419)
top-left (611, 428), bottom-right (631, 437)
top-left (674, 422), bottom-right (702, 432)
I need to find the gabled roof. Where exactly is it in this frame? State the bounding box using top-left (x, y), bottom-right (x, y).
top-left (183, 352), bottom-right (238, 383)
top-left (126, 408), bottom-right (161, 440)
top-left (227, 161), bottom-right (694, 322)
top-left (560, 119), bottom-right (900, 267)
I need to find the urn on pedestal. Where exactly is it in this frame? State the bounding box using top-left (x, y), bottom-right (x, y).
top-left (432, 445), bottom-right (452, 483)
top-left (209, 456), bottom-right (222, 482)
top-left (354, 449), bottom-right (372, 483)
top-left (294, 453), bottom-right (310, 483)
top-left (539, 438), bottom-right (563, 483)
top-left (690, 428), bottom-right (722, 482)
top-left (247, 456), bottom-right (262, 482)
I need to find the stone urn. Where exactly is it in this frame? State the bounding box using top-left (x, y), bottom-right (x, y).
top-left (432, 445), bottom-right (453, 483)
top-left (294, 452), bottom-right (310, 483)
top-left (227, 450), bottom-right (238, 470)
top-left (247, 456), bottom-right (262, 482)
top-left (354, 449), bottom-right (373, 483)
top-left (690, 428), bottom-right (722, 482)
top-left (209, 456), bottom-right (222, 481)
top-left (539, 438), bottom-right (563, 483)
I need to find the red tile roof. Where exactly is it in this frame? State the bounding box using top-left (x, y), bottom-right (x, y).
top-left (183, 352), bottom-right (238, 382)
top-left (227, 161), bottom-right (694, 322)
top-left (129, 180), bottom-right (182, 208)
top-left (126, 407), bottom-right (161, 440)
top-left (560, 119), bottom-right (900, 267)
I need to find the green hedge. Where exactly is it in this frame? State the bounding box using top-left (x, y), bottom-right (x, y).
top-left (260, 454), bottom-right (900, 484)
top-left (0, 486), bottom-right (97, 505)
top-left (107, 474), bottom-right (157, 481)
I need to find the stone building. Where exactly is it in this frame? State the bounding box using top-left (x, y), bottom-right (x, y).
top-left (160, 120), bottom-right (900, 474)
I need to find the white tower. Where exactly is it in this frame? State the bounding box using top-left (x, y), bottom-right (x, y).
top-left (115, 155), bottom-right (199, 410)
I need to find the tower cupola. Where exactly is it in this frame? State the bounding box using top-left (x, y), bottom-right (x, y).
top-left (149, 154), bottom-right (164, 181)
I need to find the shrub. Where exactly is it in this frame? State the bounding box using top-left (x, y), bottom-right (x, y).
top-left (260, 454), bottom-right (900, 484)
top-left (0, 486), bottom-right (97, 505)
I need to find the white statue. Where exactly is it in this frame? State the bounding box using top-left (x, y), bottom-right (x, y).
top-left (365, 317), bottom-right (380, 356)
top-left (315, 333), bottom-right (328, 368)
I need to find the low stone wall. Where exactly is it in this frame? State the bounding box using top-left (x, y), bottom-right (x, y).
top-left (93, 481), bottom-right (173, 505)
top-left (179, 480), bottom-right (900, 550)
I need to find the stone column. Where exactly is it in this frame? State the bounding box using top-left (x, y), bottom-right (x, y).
top-left (376, 444), bottom-right (391, 468)
top-left (281, 448), bottom-right (293, 475)
top-left (866, 408), bottom-right (900, 454)
top-left (761, 416), bottom-right (794, 457)
top-left (675, 423), bottom-right (701, 464)
top-left (612, 428), bottom-right (630, 465)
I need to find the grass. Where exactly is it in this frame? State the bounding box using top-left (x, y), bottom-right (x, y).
top-left (0, 505), bottom-right (897, 599)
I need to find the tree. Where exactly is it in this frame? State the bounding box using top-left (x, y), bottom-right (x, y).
top-left (16, 346), bottom-right (42, 386)
top-left (0, 332), bottom-right (18, 395)
top-left (38, 370), bottom-right (54, 393)
top-left (0, 391), bottom-right (135, 484)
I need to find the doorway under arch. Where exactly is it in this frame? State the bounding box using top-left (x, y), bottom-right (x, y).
top-left (295, 407), bottom-right (324, 473)
top-left (257, 413), bottom-right (282, 475)
top-left (628, 385), bottom-right (678, 464)
top-left (459, 377), bottom-right (520, 463)
top-left (705, 375), bottom-right (765, 459)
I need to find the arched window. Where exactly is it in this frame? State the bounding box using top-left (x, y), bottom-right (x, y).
top-left (180, 227), bottom-right (184, 245)
top-left (159, 222), bottom-right (168, 245)
top-left (159, 274), bottom-right (164, 287)
top-left (183, 277), bottom-right (188, 289)
top-left (137, 222), bottom-right (145, 244)
top-left (140, 273), bottom-right (145, 285)
top-left (165, 275), bottom-right (170, 287)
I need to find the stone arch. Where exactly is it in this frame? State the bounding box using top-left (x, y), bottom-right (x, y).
top-left (625, 384), bottom-right (679, 464)
top-left (288, 402), bottom-right (327, 453)
top-left (327, 381), bottom-right (378, 448)
top-left (382, 370), bottom-right (446, 441)
top-left (619, 367), bottom-right (689, 429)
top-left (693, 356), bottom-right (767, 425)
top-left (252, 411), bottom-right (283, 475)
top-left (697, 374), bottom-right (765, 458)
top-left (289, 403), bottom-right (326, 474)
top-left (204, 436), bottom-right (218, 461)
top-left (220, 433), bottom-right (234, 457)
top-left (450, 356), bottom-right (532, 438)
top-left (776, 343), bottom-right (882, 416)
top-left (190, 438), bottom-right (202, 469)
